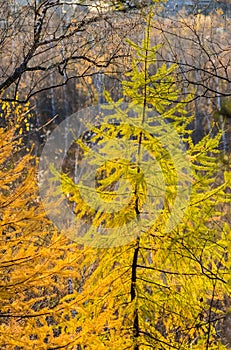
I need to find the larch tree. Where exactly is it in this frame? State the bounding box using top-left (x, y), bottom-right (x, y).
top-left (45, 12), bottom-right (231, 349)
top-left (0, 100), bottom-right (94, 349)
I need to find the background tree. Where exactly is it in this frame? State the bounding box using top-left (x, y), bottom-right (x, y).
top-left (0, 0), bottom-right (147, 103)
top-left (1, 1), bottom-right (230, 153)
top-left (149, 7), bottom-right (231, 150)
top-left (0, 0), bottom-right (149, 153)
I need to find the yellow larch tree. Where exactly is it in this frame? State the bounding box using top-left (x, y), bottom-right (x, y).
top-left (0, 100), bottom-right (92, 349)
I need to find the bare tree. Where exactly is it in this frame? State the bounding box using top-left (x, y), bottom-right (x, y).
top-left (0, 0), bottom-right (145, 103)
top-left (150, 11), bottom-right (231, 100)
top-left (146, 7), bottom-right (231, 150)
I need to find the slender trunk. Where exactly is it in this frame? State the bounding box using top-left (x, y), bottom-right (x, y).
top-left (131, 238), bottom-right (140, 350)
top-left (130, 15), bottom-right (151, 349)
